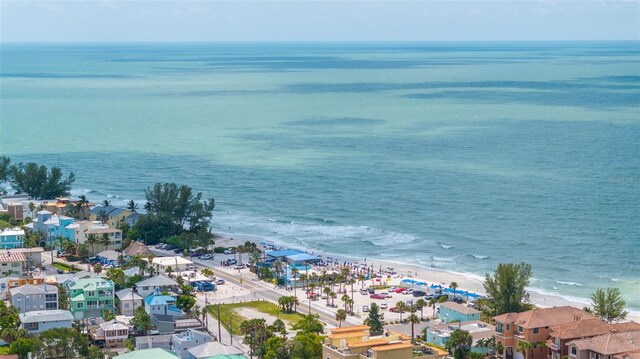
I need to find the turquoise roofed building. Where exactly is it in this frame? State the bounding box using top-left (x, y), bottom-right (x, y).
top-left (144, 289), bottom-right (183, 317)
top-left (438, 301), bottom-right (481, 324)
top-left (65, 278), bottom-right (115, 320)
top-left (114, 348), bottom-right (179, 359)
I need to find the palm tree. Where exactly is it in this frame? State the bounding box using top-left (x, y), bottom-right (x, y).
top-left (329, 291), bottom-right (337, 307)
top-left (76, 195), bottom-right (90, 219)
top-left (290, 267), bottom-right (299, 311)
top-left (407, 312), bottom-right (420, 340)
top-left (342, 294), bottom-right (350, 312)
top-left (348, 278), bottom-right (356, 303)
top-left (86, 233), bottom-right (98, 255)
top-left (358, 274), bottom-right (366, 288)
top-left (395, 301), bottom-right (407, 322)
top-left (516, 340), bottom-right (533, 359)
top-left (449, 281), bottom-right (459, 300)
top-left (96, 209), bottom-right (109, 224)
top-left (101, 233), bottom-right (111, 251)
top-left (428, 297), bottom-right (438, 318)
top-left (126, 200), bottom-right (138, 212)
top-left (476, 338), bottom-right (487, 356)
top-left (102, 200), bottom-right (111, 207)
top-left (323, 287), bottom-right (331, 306)
top-left (336, 309), bottom-right (347, 327)
top-left (415, 298), bottom-right (427, 320)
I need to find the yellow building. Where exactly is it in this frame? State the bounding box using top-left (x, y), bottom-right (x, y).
top-left (323, 325), bottom-right (429, 359)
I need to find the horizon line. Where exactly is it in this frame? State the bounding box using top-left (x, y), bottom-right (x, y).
top-left (1, 39), bottom-right (639, 44)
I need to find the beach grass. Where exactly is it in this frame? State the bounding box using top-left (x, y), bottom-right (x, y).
top-left (207, 301), bottom-right (304, 335)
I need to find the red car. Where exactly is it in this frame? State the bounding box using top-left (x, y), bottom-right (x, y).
top-left (370, 294), bottom-right (385, 299)
top-left (394, 288), bottom-right (406, 293)
top-left (389, 306), bottom-right (405, 313)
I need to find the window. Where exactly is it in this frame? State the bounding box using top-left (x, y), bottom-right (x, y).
top-left (77, 303), bottom-right (83, 309)
top-left (497, 323), bottom-right (503, 333)
top-left (46, 302), bottom-right (57, 310)
top-left (571, 347), bottom-right (577, 355)
top-left (533, 328), bottom-right (539, 334)
top-left (506, 324), bottom-right (510, 330)
top-left (25, 322), bottom-right (38, 330)
top-left (124, 303), bottom-right (129, 308)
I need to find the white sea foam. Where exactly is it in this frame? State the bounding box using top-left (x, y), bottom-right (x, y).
top-left (555, 280), bottom-right (583, 287)
top-left (472, 254), bottom-right (488, 259)
top-left (432, 256), bottom-right (456, 262)
top-left (439, 243), bottom-right (453, 249)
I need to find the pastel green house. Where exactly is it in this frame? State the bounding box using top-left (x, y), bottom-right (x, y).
top-left (66, 278), bottom-right (116, 320)
top-left (114, 348), bottom-right (179, 359)
top-left (438, 301), bottom-right (480, 324)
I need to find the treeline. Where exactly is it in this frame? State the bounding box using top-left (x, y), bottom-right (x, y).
top-left (0, 156), bottom-right (75, 199)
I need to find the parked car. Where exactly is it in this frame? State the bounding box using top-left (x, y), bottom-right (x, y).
top-left (56, 269), bottom-right (64, 274)
top-left (224, 259), bottom-right (237, 266)
top-left (164, 245), bottom-right (176, 250)
top-left (359, 289), bottom-right (369, 295)
top-left (403, 289), bottom-right (414, 295)
top-left (394, 288), bottom-right (406, 293)
top-left (362, 305), bottom-right (369, 312)
top-left (412, 290), bottom-right (426, 297)
top-left (370, 294), bottom-right (385, 299)
top-left (200, 254), bottom-right (213, 260)
top-left (215, 279), bottom-right (225, 285)
top-left (368, 287), bottom-right (375, 294)
top-left (223, 248), bottom-right (235, 255)
top-left (174, 248), bottom-right (183, 254)
top-left (424, 294), bottom-right (436, 300)
top-left (233, 264), bottom-right (245, 270)
top-left (389, 306), bottom-right (403, 313)
top-left (380, 303), bottom-right (388, 309)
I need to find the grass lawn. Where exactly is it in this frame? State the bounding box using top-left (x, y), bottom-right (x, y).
top-left (208, 301), bottom-right (304, 335)
top-left (0, 346), bottom-right (11, 355)
top-left (52, 262), bottom-right (74, 272)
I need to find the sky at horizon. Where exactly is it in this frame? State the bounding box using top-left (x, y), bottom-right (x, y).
top-left (1, 0), bottom-right (639, 42)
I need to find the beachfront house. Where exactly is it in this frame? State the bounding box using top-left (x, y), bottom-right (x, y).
top-left (494, 306), bottom-right (596, 359)
top-left (19, 309), bottom-right (74, 334)
top-left (567, 329), bottom-right (640, 359)
top-left (439, 301), bottom-right (481, 323)
top-left (9, 284), bottom-right (58, 313)
top-left (66, 278), bottom-right (116, 320)
top-left (89, 205), bottom-right (132, 228)
top-left (0, 228), bottom-right (25, 249)
top-left (116, 288), bottom-right (144, 316)
top-left (424, 321), bottom-right (495, 354)
top-left (172, 329), bottom-right (213, 359)
top-left (547, 319), bottom-right (640, 359)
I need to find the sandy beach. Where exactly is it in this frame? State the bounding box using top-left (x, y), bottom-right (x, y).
top-left (214, 232), bottom-right (640, 323)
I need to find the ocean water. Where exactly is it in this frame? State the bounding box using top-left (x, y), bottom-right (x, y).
top-left (1, 42), bottom-right (639, 312)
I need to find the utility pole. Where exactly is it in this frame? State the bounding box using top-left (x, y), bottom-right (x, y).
top-left (217, 304), bottom-right (222, 343)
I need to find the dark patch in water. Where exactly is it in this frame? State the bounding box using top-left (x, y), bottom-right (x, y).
top-left (284, 117), bottom-right (385, 127)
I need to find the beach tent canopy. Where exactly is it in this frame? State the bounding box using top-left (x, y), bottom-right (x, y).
top-left (266, 249), bottom-right (304, 258)
top-left (286, 253), bottom-right (320, 262)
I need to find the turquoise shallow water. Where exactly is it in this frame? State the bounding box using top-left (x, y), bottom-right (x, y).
top-left (1, 42), bottom-right (639, 311)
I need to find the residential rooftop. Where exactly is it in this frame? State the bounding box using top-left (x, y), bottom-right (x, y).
top-left (19, 310), bottom-right (74, 323)
top-left (494, 306), bottom-right (595, 329)
top-left (568, 329), bottom-right (640, 355)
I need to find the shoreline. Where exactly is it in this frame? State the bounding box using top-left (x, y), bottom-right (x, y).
top-left (214, 231), bottom-right (640, 322)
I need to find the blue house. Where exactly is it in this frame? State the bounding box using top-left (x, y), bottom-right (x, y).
top-left (29, 211), bottom-right (77, 245)
top-left (0, 228), bottom-right (25, 249)
top-left (424, 321), bottom-right (494, 354)
top-left (144, 289), bottom-right (183, 317)
top-left (438, 302), bottom-right (481, 323)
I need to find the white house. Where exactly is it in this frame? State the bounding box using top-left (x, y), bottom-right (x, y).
top-left (172, 329), bottom-right (213, 359)
top-left (19, 310), bottom-right (74, 334)
top-left (149, 257), bottom-right (193, 274)
top-left (135, 275), bottom-right (178, 298)
top-left (116, 288), bottom-right (144, 316)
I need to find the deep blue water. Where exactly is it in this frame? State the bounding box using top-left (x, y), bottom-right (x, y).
top-left (1, 42), bottom-right (638, 311)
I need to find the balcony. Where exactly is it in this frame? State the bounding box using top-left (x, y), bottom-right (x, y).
top-left (514, 331), bottom-right (525, 339)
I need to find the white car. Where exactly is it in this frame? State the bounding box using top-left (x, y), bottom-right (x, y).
top-left (233, 264), bottom-right (245, 270)
top-left (362, 305), bottom-right (369, 312)
top-left (380, 303), bottom-right (388, 309)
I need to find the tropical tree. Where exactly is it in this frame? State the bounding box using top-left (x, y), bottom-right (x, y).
top-left (395, 301), bottom-right (407, 322)
top-left (483, 262), bottom-right (533, 315)
top-left (329, 291), bottom-right (337, 307)
top-left (100, 233), bottom-right (110, 251)
top-left (446, 329), bottom-right (473, 359)
top-left (93, 263), bottom-right (102, 275)
top-left (364, 302), bottom-right (384, 335)
top-left (290, 332), bottom-right (323, 359)
top-left (335, 309), bottom-right (347, 327)
top-left (590, 288), bottom-right (628, 323)
top-left (86, 234), bottom-right (98, 255)
top-left (130, 306), bottom-right (153, 335)
top-left (269, 319), bottom-right (287, 339)
top-left (96, 210), bottom-right (109, 224)
top-left (126, 200), bottom-right (138, 212)
top-left (103, 309), bottom-right (115, 321)
top-left (415, 298), bottom-right (426, 320)
top-left (292, 313), bottom-right (323, 334)
top-left (516, 341), bottom-right (532, 359)
top-left (290, 267), bottom-right (299, 311)
top-left (5, 159), bottom-right (75, 199)
top-left (0, 301), bottom-right (25, 343)
top-left (76, 195), bottom-right (90, 219)
top-left (449, 281), bottom-right (459, 300)
top-left (407, 312), bottom-right (420, 340)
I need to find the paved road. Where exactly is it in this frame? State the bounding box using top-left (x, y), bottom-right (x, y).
top-left (150, 248), bottom-right (360, 328)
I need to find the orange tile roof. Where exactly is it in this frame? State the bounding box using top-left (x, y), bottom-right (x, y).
top-left (371, 342), bottom-right (413, 352)
top-left (568, 330), bottom-right (640, 355)
top-left (551, 319), bottom-right (640, 339)
top-left (0, 251), bottom-right (25, 262)
top-left (494, 306), bottom-right (595, 329)
top-left (330, 325), bottom-right (370, 334)
top-left (613, 350), bottom-right (640, 359)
